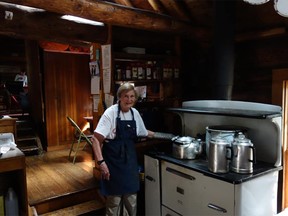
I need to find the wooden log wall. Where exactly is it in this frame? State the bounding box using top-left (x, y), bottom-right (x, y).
top-left (233, 36), bottom-right (288, 104)
top-left (181, 36), bottom-right (288, 105)
top-left (3, 27), bottom-right (288, 149)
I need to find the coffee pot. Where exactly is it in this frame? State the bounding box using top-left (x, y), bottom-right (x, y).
top-left (208, 136), bottom-right (232, 173)
top-left (231, 132), bottom-right (256, 174)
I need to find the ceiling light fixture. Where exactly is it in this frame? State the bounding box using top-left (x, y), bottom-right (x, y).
top-left (0, 2), bottom-right (45, 12)
top-left (15, 5), bottom-right (45, 12)
top-left (61, 15), bottom-right (104, 26)
top-left (243, 0), bottom-right (288, 17)
top-left (274, 0), bottom-right (288, 17)
top-left (243, 0), bottom-right (270, 5)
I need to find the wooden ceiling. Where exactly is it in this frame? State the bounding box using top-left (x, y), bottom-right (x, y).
top-left (0, 0), bottom-right (288, 45)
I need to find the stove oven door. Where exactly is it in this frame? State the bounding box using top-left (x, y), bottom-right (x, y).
top-left (145, 155), bottom-right (161, 216)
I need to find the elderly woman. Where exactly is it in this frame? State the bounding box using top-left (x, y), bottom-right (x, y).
top-left (91, 82), bottom-right (154, 216)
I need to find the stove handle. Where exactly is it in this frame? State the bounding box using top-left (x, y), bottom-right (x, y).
top-left (166, 167), bottom-right (196, 180)
top-left (145, 175), bottom-right (156, 182)
top-left (207, 203), bottom-right (227, 213)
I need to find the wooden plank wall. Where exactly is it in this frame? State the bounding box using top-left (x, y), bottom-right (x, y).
top-left (44, 51), bottom-right (92, 150)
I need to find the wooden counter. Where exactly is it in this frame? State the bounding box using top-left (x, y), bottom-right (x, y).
top-left (0, 117), bottom-right (17, 140)
top-left (0, 148), bottom-right (28, 216)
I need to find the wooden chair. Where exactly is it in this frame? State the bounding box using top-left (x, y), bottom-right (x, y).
top-left (67, 116), bottom-right (93, 164)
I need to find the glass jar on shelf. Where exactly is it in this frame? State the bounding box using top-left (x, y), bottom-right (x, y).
top-left (132, 63), bottom-right (138, 80)
top-left (152, 61), bottom-right (162, 80)
top-left (146, 61), bottom-right (152, 80)
top-left (125, 63), bottom-right (132, 80)
top-left (174, 67), bottom-right (180, 79)
top-left (137, 62), bottom-right (145, 80)
top-left (115, 64), bottom-right (122, 80)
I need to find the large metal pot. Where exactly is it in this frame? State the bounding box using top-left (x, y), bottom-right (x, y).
top-left (231, 132), bottom-right (256, 174)
top-left (172, 136), bottom-right (202, 159)
top-left (205, 125), bottom-right (247, 159)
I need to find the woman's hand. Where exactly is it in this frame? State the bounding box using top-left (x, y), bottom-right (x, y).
top-left (99, 162), bottom-right (110, 180)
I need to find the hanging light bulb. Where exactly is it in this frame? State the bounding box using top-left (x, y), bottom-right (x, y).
top-left (274, 0), bottom-right (288, 17)
top-left (243, 0), bottom-right (270, 5)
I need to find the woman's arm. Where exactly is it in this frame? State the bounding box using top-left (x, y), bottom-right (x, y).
top-left (147, 130), bottom-right (155, 138)
top-left (91, 132), bottom-right (104, 161)
top-left (91, 132), bottom-right (110, 180)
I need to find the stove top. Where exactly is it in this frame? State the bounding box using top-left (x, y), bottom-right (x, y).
top-left (147, 151), bottom-right (282, 184)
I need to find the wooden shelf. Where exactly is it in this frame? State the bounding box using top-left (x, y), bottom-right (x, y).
top-left (115, 79), bottom-right (162, 84)
top-left (112, 33), bottom-right (182, 108)
top-left (113, 52), bottom-right (175, 61)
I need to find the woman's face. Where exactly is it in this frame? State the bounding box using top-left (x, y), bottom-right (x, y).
top-left (119, 89), bottom-right (136, 112)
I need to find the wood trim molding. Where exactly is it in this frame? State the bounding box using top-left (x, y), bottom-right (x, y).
top-left (272, 68), bottom-right (288, 210)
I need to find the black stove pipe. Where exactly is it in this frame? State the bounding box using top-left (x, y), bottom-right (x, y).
top-left (213, 0), bottom-right (236, 100)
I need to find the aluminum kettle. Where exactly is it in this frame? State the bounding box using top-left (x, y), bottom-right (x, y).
top-left (172, 136), bottom-right (203, 159)
top-left (231, 133), bottom-right (256, 174)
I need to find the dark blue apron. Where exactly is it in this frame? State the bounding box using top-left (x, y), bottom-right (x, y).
top-left (100, 105), bottom-right (139, 196)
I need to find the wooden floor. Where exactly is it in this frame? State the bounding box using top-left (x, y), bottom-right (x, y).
top-left (25, 145), bottom-right (105, 215)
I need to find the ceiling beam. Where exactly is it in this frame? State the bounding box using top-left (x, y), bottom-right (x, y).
top-left (0, 0), bottom-right (210, 40)
top-left (114, 0), bottom-right (133, 7)
top-left (159, 0), bottom-right (191, 21)
top-left (0, 3), bottom-right (108, 45)
top-left (235, 27), bottom-right (287, 42)
top-left (147, 0), bottom-right (166, 14)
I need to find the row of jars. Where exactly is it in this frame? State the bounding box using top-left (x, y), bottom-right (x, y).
top-left (115, 61), bottom-right (180, 81)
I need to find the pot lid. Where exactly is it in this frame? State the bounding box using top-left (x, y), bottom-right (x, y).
top-left (173, 136), bottom-right (194, 145)
top-left (243, 0), bottom-right (269, 5)
top-left (233, 133), bottom-right (253, 146)
top-left (206, 125), bottom-right (248, 133)
top-left (210, 136), bottom-right (230, 145)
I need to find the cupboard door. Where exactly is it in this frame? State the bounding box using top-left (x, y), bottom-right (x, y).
top-left (161, 161), bottom-right (203, 215)
top-left (199, 175), bottom-right (234, 215)
top-left (162, 205), bottom-right (181, 216)
top-left (145, 155), bottom-right (161, 216)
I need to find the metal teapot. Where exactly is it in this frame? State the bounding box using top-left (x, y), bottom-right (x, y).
top-left (172, 136), bottom-right (203, 159)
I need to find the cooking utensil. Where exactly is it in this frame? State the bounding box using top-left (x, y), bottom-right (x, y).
top-left (172, 136), bottom-right (202, 159)
top-left (231, 132), bottom-right (256, 174)
top-left (205, 125), bottom-right (247, 159)
top-left (208, 136), bottom-right (231, 173)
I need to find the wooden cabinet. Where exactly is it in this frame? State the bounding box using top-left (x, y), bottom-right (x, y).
top-left (113, 52), bottom-right (181, 103)
top-left (0, 148), bottom-right (28, 216)
top-left (0, 118), bottom-right (17, 140)
top-left (162, 205), bottom-right (181, 216)
top-left (144, 155), bottom-right (161, 216)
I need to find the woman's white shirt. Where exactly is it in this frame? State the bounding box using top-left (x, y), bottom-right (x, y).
top-left (95, 104), bottom-right (148, 139)
top-left (15, 74), bottom-right (28, 86)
